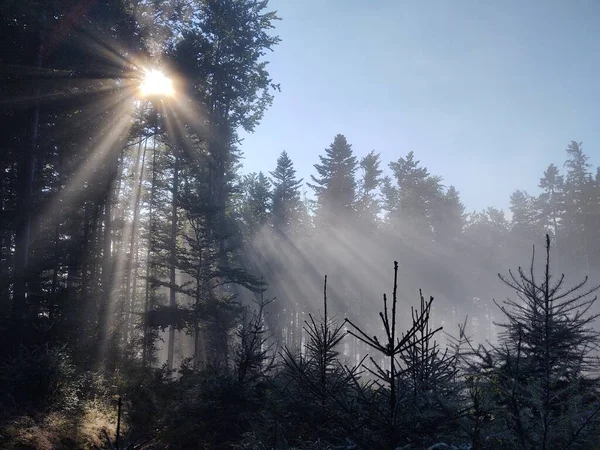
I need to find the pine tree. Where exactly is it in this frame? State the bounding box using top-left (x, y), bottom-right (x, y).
top-left (270, 151), bottom-right (303, 235)
top-left (345, 262), bottom-right (451, 448)
top-left (281, 276), bottom-right (356, 446)
top-left (173, 0), bottom-right (280, 264)
top-left (240, 172), bottom-right (272, 237)
top-left (486, 235), bottom-right (600, 449)
top-left (308, 134), bottom-right (358, 228)
top-left (537, 163), bottom-right (565, 242)
top-left (0, 0), bottom-right (139, 358)
top-left (356, 150), bottom-right (383, 230)
top-left (382, 151), bottom-right (442, 241)
top-left (588, 168), bottom-right (600, 271)
top-left (432, 185), bottom-right (466, 245)
top-left (563, 141), bottom-right (593, 271)
top-left (462, 208), bottom-right (511, 337)
top-left (509, 190), bottom-right (545, 251)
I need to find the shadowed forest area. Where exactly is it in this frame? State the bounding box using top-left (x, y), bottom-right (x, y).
top-left (2, 1), bottom-right (600, 449)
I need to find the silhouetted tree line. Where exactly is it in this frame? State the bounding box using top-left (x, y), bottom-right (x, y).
top-left (2, 0), bottom-right (600, 448)
top-left (240, 137), bottom-right (600, 353)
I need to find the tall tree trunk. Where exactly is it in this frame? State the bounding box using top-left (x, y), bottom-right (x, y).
top-left (167, 145), bottom-right (180, 371)
top-left (49, 220), bottom-right (60, 321)
top-left (12, 22), bottom-right (44, 344)
top-left (128, 139), bottom-right (148, 347)
top-left (50, 142), bottom-right (67, 321)
top-left (97, 195), bottom-right (112, 357)
top-left (123, 137), bottom-right (147, 344)
top-left (0, 160), bottom-right (11, 311)
top-left (97, 154), bottom-right (119, 363)
top-left (143, 135), bottom-right (158, 366)
top-left (193, 255), bottom-right (201, 367)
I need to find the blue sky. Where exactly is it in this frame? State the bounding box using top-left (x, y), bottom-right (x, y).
top-left (238, 0), bottom-right (600, 213)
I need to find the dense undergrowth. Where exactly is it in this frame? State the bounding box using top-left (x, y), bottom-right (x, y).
top-left (2, 236), bottom-right (600, 449)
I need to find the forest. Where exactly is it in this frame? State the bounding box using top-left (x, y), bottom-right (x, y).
top-left (2, 1), bottom-right (600, 449)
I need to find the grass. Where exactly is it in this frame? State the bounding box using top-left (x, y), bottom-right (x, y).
top-left (0, 400), bottom-right (123, 450)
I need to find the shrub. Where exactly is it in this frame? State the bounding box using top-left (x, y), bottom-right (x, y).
top-left (0, 343), bottom-right (78, 412)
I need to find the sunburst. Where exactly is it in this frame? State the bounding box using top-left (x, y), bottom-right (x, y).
top-left (139, 68), bottom-right (175, 98)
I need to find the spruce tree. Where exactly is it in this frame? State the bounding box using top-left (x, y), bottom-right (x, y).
top-left (240, 171), bottom-right (272, 237)
top-left (537, 163), bottom-right (565, 243)
top-left (562, 141), bottom-right (593, 271)
top-left (308, 134), bottom-right (358, 228)
top-left (356, 150), bottom-right (383, 230)
top-left (382, 151), bottom-right (442, 240)
top-left (469, 235), bottom-right (600, 449)
top-left (270, 151), bottom-right (303, 235)
top-left (509, 190), bottom-right (545, 254)
top-left (432, 185), bottom-right (466, 245)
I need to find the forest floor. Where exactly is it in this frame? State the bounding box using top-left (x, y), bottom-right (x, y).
top-left (0, 401), bottom-right (119, 450)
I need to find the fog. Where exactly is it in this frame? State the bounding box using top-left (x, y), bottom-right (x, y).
top-left (153, 136), bottom-right (600, 371)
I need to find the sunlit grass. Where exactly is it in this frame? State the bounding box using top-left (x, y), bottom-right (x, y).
top-left (0, 400), bottom-right (120, 450)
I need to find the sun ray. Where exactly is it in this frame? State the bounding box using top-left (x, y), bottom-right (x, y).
top-left (103, 135), bottom-right (148, 349)
top-left (0, 76), bottom-right (140, 113)
top-left (161, 105), bottom-right (209, 169)
top-left (170, 94), bottom-right (211, 140)
top-left (30, 100), bottom-right (135, 248)
top-left (67, 27), bottom-right (138, 76)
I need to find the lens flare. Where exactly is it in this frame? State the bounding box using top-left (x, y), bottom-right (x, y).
top-left (140, 69), bottom-right (175, 98)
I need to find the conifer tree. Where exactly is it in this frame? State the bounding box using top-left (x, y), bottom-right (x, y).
top-left (345, 262), bottom-right (444, 448)
top-left (562, 141), bottom-right (593, 270)
top-left (537, 163), bottom-right (565, 243)
top-left (465, 235), bottom-right (600, 449)
top-left (382, 151), bottom-right (442, 240)
top-left (432, 185), bottom-right (466, 245)
top-left (173, 0), bottom-right (280, 264)
top-left (270, 151), bottom-right (303, 235)
top-left (356, 150), bottom-right (383, 230)
top-left (308, 134), bottom-right (358, 228)
top-left (240, 172), bottom-right (272, 237)
top-left (509, 190), bottom-right (545, 254)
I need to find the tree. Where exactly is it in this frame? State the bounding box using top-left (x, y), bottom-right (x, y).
top-left (356, 150), bottom-right (383, 230)
top-left (345, 262), bottom-right (454, 449)
top-left (280, 276), bottom-right (359, 446)
top-left (462, 207), bottom-right (511, 337)
top-left (562, 141), bottom-right (593, 271)
top-left (308, 134), bottom-right (358, 228)
top-left (588, 168), bottom-right (600, 271)
top-left (537, 163), bottom-right (565, 242)
top-left (382, 151), bottom-right (442, 241)
top-left (240, 171), bottom-right (272, 237)
top-left (172, 0), bottom-right (281, 263)
top-left (473, 235), bottom-right (600, 449)
top-left (432, 185), bottom-right (466, 245)
top-left (509, 190), bottom-right (545, 254)
top-left (270, 151), bottom-right (303, 235)
top-left (0, 0), bottom-right (140, 360)
top-left (167, 140), bottom-right (181, 371)
top-left (164, 0), bottom-right (280, 368)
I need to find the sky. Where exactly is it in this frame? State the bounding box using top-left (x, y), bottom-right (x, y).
top-left (238, 0), bottom-right (600, 213)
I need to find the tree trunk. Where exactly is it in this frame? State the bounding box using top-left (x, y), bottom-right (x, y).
top-left (12, 22), bottom-right (44, 344)
top-left (167, 144), bottom-right (180, 371)
top-left (143, 135), bottom-right (158, 366)
top-left (124, 137), bottom-right (147, 344)
top-left (193, 248), bottom-right (202, 367)
top-left (97, 153), bottom-right (119, 363)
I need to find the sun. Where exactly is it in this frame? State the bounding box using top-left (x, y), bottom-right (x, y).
top-left (140, 69), bottom-right (175, 98)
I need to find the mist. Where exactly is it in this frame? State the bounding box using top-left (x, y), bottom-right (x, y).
top-left (3, 0), bottom-right (600, 448)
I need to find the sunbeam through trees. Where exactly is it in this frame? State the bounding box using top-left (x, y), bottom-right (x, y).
top-left (2, 1), bottom-right (600, 449)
